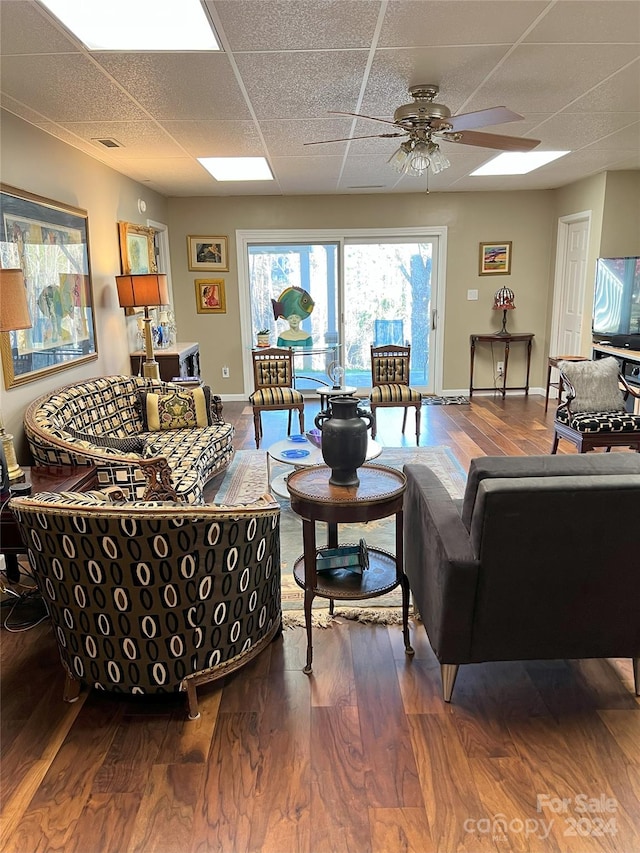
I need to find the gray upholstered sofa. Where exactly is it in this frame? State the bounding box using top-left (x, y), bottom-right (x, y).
top-left (24, 375), bottom-right (234, 503)
top-left (9, 489), bottom-right (281, 719)
top-left (403, 453), bottom-right (640, 702)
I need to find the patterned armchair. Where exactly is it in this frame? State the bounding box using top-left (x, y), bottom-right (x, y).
top-left (9, 490), bottom-right (281, 719)
top-left (552, 357), bottom-right (640, 453)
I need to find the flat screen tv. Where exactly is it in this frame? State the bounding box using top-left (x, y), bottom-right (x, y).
top-left (592, 256), bottom-right (640, 350)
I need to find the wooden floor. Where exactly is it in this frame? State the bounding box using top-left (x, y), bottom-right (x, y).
top-left (2, 394), bottom-right (639, 853)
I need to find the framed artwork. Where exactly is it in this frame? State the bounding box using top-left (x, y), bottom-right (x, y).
top-left (0, 184), bottom-right (98, 388)
top-left (187, 235), bottom-right (228, 271)
top-left (479, 241), bottom-right (512, 275)
top-left (118, 221), bottom-right (157, 275)
top-left (195, 279), bottom-right (226, 314)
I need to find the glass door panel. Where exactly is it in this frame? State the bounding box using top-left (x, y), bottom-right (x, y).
top-left (343, 240), bottom-right (435, 392)
top-left (248, 243), bottom-right (339, 389)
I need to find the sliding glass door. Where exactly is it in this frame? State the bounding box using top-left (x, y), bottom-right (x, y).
top-left (343, 239), bottom-right (435, 389)
top-left (238, 229), bottom-right (445, 395)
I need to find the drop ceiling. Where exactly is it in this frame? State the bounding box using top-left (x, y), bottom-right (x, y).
top-left (1, 0), bottom-right (639, 197)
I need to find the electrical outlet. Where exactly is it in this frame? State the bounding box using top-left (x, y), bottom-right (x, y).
top-left (497, 361), bottom-right (504, 376)
top-left (222, 366), bottom-right (230, 378)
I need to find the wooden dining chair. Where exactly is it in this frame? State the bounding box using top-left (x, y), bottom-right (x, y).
top-left (369, 344), bottom-right (422, 444)
top-left (249, 347), bottom-right (304, 448)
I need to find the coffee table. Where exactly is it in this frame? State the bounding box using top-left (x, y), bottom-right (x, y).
top-left (267, 434), bottom-right (381, 498)
top-left (286, 463), bottom-right (414, 674)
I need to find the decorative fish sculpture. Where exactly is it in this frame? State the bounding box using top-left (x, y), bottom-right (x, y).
top-left (271, 286), bottom-right (315, 321)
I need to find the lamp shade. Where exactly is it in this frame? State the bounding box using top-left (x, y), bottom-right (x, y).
top-left (493, 286), bottom-right (516, 310)
top-left (0, 268), bottom-right (32, 332)
top-left (116, 273), bottom-right (169, 308)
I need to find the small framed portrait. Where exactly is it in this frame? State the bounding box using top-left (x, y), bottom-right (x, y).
top-left (195, 279), bottom-right (226, 314)
top-left (187, 235), bottom-right (228, 271)
top-left (479, 241), bottom-right (512, 275)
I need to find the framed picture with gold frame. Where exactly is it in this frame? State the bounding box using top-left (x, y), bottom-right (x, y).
top-left (479, 241), bottom-right (512, 275)
top-left (118, 221), bottom-right (157, 275)
top-left (187, 235), bottom-right (228, 271)
top-left (195, 279), bottom-right (226, 314)
top-left (0, 183), bottom-right (98, 388)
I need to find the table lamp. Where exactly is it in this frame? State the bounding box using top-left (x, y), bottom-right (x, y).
top-left (116, 273), bottom-right (169, 380)
top-left (493, 286), bottom-right (515, 336)
top-left (0, 268), bottom-right (32, 481)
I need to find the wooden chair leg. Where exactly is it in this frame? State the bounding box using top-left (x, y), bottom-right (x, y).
top-left (551, 430), bottom-right (560, 454)
top-left (633, 658), bottom-right (639, 696)
top-left (370, 405), bottom-right (377, 439)
top-left (185, 679), bottom-right (200, 720)
top-left (298, 406), bottom-right (304, 435)
top-left (287, 409), bottom-right (293, 436)
top-left (544, 363), bottom-right (553, 412)
top-left (415, 404), bottom-right (421, 445)
top-left (63, 673), bottom-right (81, 703)
top-left (401, 407), bottom-right (408, 433)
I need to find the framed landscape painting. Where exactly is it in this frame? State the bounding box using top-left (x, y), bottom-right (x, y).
top-left (0, 184), bottom-right (97, 388)
top-left (479, 241), bottom-right (512, 275)
top-left (187, 235), bottom-right (228, 271)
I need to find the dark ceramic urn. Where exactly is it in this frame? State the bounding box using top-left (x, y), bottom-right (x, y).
top-left (314, 396), bottom-right (374, 487)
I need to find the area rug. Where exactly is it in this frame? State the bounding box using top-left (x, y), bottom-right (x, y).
top-left (215, 446), bottom-right (466, 626)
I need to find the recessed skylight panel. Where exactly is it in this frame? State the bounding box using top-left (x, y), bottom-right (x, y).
top-left (39, 0), bottom-right (220, 51)
top-left (198, 158), bottom-right (274, 182)
top-left (471, 151), bottom-right (570, 176)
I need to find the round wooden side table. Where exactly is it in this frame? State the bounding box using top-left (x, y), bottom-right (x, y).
top-left (286, 463), bottom-right (414, 674)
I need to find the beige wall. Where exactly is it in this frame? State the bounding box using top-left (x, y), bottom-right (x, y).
top-left (1, 110), bottom-right (168, 461)
top-left (168, 190), bottom-right (556, 396)
top-left (600, 171), bottom-right (640, 257)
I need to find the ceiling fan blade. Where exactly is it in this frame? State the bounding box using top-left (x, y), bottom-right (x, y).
top-left (442, 130), bottom-right (540, 151)
top-left (437, 107), bottom-right (525, 132)
top-left (328, 110), bottom-right (398, 127)
top-left (304, 132), bottom-right (406, 146)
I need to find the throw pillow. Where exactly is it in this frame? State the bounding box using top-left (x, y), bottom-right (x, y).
top-left (139, 386), bottom-right (213, 431)
top-left (67, 429), bottom-right (145, 454)
top-left (558, 356), bottom-right (624, 413)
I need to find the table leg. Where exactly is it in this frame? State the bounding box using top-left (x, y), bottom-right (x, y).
top-left (469, 339), bottom-right (476, 397)
top-left (326, 522), bottom-right (338, 615)
top-left (502, 341), bottom-right (511, 398)
top-left (525, 338), bottom-right (532, 394)
top-left (302, 518), bottom-right (317, 675)
top-left (395, 509), bottom-right (413, 656)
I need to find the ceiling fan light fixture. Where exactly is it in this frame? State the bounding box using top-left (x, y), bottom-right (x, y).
top-left (404, 140), bottom-right (431, 177)
top-left (429, 146), bottom-right (450, 175)
top-left (387, 141), bottom-right (413, 174)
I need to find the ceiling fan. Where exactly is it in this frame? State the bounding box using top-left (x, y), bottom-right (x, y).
top-left (304, 84), bottom-right (540, 177)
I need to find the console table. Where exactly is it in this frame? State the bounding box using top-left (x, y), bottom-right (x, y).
top-left (286, 463), bottom-right (414, 674)
top-left (469, 332), bottom-right (534, 398)
top-left (1, 465), bottom-right (98, 583)
top-left (130, 342), bottom-right (200, 383)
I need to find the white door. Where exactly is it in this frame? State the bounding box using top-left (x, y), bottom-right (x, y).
top-left (551, 214), bottom-right (590, 359)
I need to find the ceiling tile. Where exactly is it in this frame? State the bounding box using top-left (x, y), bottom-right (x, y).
top-left (213, 0), bottom-right (381, 50)
top-left (0, 54), bottom-right (147, 121)
top-left (0, 0), bottom-right (80, 54)
top-left (233, 51), bottom-right (369, 119)
top-left (44, 121), bottom-right (188, 157)
top-left (160, 120), bottom-right (265, 156)
top-left (523, 0), bottom-right (640, 43)
top-left (260, 119), bottom-right (355, 156)
top-left (94, 53), bottom-right (251, 120)
top-left (379, 1), bottom-right (549, 47)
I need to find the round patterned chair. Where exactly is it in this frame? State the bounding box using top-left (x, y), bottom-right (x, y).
top-left (9, 489), bottom-right (281, 719)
